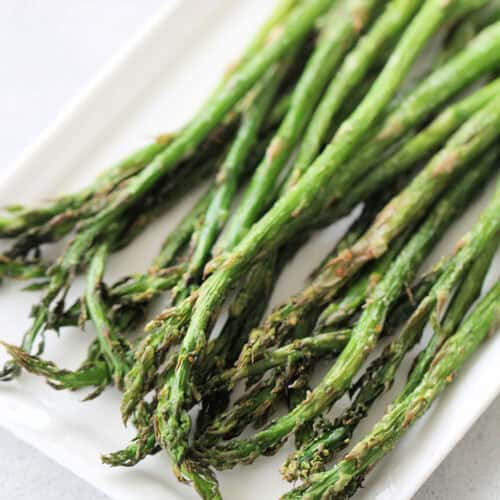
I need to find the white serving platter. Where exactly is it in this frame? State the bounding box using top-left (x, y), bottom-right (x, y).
top-left (0, 1), bottom-right (498, 499)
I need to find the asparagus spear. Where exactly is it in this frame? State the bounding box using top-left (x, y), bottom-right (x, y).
top-left (10, 135), bottom-right (227, 362)
top-left (55, 128), bottom-right (276, 330)
top-left (102, 429), bottom-right (158, 467)
top-left (29, 176), bottom-right (214, 335)
top-left (0, 140), bottom-right (172, 238)
top-left (0, 255), bottom-right (47, 281)
top-left (288, 247), bottom-right (451, 447)
top-left (283, 280), bottom-right (500, 499)
top-left (396, 227), bottom-right (500, 400)
top-left (282, 157), bottom-right (498, 480)
top-left (285, 0), bottom-right (423, 189)
top-left (198, 201), bottom-right (356, 432)
top-left (0, 342), bottom-right (110, 394)
top-left (85, 243), bottom-right (132, 389)
top-left (154, 0), bottom-right (482, 466)
top-left (194, 254), bottom-right (282, 432)
top-left (200, 184), bottom-right (405, 437)
top-left (0, 239), bottom-right (137, 391)
top-left (204, 329), bottom-right (351, 393)
top-left (2, 114), bottom-right (239, 264)
top-left (313, 90), bottom-right (500, 306)
top-left (104, 184), bottom-right (216, 310)
top-left (184, 62), bottom-right (289, 284)
top-left (122, 103), bottom-right (304, 419)
top-left (287, 238), bottom-right (497, 480)
top-left (239, 198), bottom-right (392, 368)
top-left (314, 73), bottom-right (500, 317)
top-left (220, 0), bottom-right (381, 249)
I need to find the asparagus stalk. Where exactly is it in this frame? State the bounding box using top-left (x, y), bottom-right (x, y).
top-left (184, 61), bottom-right (290, 284)
top-left (314, 90), bottom-right (500, 304)
top-left (194, 254), bottom-right (281, 432)
top-left (238, 216), bottom-right (384, 369)
top-left (154, 0), bottom-right (480, 466)
top-left (85, 244), bottom-right (132, 389)
top-left (205, 329), bottom-right (351, 393)
top-left (102, 430), bottom-right (158, 467)
top-left (220, 0), bottom-right (380, 250)
top-left (46, 185), bottom-right (209, 332)
top-left (285, 0), bottom-right (423, 189)
top-left (122, 103), bottom-right (296, 420)
top-left (283, 280), bottom-right (500, 499)
top-left (5, 240), bottom-right (141, 392)
top-left (58, 131), bottom-right (274, 330)
top-left (200, 187), bottom-right (405, 437)
top-left (2, 115), bottom-right (237, 263)
top-left (32, 142), bottom-right (220, 315)
top-left (33, 179), bottom-right (214, 334)
top-left (105, 184), bottom-right (216, 308)
top-left (282, 156), bottom-right (498, 480)
top-left (288, 247), bottom-right (451, 447)
top-left (0, 140), bottom-right (173, 238)
top-left (307, 235), bottom-right (497, 478)
top-left (314, 72), bottom-right (500, 317)
top-left (0, 255), bottom-right (47, 281)
top-left (314, 234), bottom-right (409, 331)
top-left (396, 229), bottom-right (500, 400)
top-left (0, 342), bottom-right (110, 393)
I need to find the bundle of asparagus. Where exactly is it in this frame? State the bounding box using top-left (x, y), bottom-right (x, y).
top-left (1, 0), bottom-right (499, 498)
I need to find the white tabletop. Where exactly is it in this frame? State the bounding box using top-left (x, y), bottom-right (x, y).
top-left (1, 2), bottom-right (499, 499)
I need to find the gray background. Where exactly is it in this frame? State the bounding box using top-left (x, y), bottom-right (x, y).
top-left (1, 2), bottom-right (499, 499)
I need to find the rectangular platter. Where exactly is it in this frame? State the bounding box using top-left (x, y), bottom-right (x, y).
top-left (0, 1), bottom-right (498, 499)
